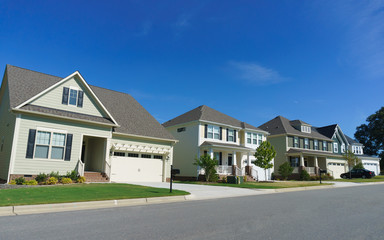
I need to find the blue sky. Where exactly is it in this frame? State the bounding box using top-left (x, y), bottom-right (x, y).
top-left (1, 0), bottom-right (383, 137)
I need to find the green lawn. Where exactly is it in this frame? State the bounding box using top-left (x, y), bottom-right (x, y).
top-left (332, 175), bottom-right (384, 183)
top-left (0, 183), bottom-right (189, 206)
top-left (176, 181), bottom-right (332, 189)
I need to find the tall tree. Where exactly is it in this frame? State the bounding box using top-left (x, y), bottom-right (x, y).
top-left (253, 141), bottom-right (276, 181)
top-left (355, 106), bottom-right (384, 169)
top-left (343, 150), bottom-right (359, 179)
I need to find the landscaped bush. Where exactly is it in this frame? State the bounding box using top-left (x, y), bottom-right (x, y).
top-left (9, 180), bottom-right (16, 185)
top-left (243, 175), bottom-right (247, 182)
top-left (49, 171), bottom-right (61, 181)
top-left (46, 177), bottom-right (58, 185)
top-left (65, 170), bottom-right (78, 181)
top-left (15, 177), bottom-right (26, 185)
top-left (23, 180), bottom-right (38, 185)
top-left (77, 176), bottom-right (86, 183)
top-left (278, 162), bottom-right (294, 180)
top-left (300, 170), bottom-right (311, 181)
top-left (321, 173), bottom-right (334, 180)
top-left (35, 173), bottom-right (49, 184)
top-left (211, 173), bottom-right (219, 183)
top-left (220, 176), bottom-right (227, 183)
top-left (61, 177), bottom-right (72, 184)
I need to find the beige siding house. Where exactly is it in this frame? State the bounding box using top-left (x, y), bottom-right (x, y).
top-left (0, 65), bottom-right (176, 183)
top-left (163, 105), bottom-right (272, 181)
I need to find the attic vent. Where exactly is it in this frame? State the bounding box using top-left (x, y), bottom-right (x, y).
top-left (177, 127), bottom-right (186, 133)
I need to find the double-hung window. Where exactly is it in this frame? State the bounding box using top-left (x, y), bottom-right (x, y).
top-left (252, 133), bottom-right (257, 144)
top-left (323, 141), bottom-right (327, 151)
top-left (304, 138), bottom-right (309, 149)
top-left (247, 133), bottom-right (251, 144)
top-left (69, 89), bottom-right (78, 105)
top-left (258, 134), bottom-right (263, 145)
top-left (334, 142), bottom-right (338, 153)
top-left (294, 137), bottom-right (299, 148)
top-left (35, 130), bottom-right (66, 159)
top-left (62, 87), bottom-right (84, 107)
top-left (314, 140), bottom-right (318, 150)
top-left (341, 144), bottom-right (345, 153)
top-left (228, 130), bottom-right (234, 142)
top-left (207, 125), bottom-right (220, 140)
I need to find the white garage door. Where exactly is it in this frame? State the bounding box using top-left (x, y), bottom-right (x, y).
top-left (363, 163), bottom-right (379, 175)
top-left (110, 156), bottom-right (163, 182)
top-left (328, 163), bottom-right (346, 179)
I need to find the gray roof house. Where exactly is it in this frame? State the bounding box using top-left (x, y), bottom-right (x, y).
top-left (0, 65), bottom-right (175, 183)
top-left (163, 105), bottom-right (273, 181)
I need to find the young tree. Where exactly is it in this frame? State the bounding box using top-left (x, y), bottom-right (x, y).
top-left (193, 154), bottom-right (218, 182)
top-left (355, 106), bottom-right (384, 169)
top-left (252, 141), bottom-right (276, 181)
top-left (343, 149), bottom-right (359, 179)
top-left (278, 162), bottom-right (294, 180)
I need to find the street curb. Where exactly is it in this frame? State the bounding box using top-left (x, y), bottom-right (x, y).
top-left (273, 185), bottom-right (336, 193)
top-left (0, 195), bottom-right (189, 216)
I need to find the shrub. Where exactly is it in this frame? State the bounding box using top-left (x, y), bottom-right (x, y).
top-left (221, 176), bottom-right (227, 183)
top-left (310, 175), bottom-right (319, 181)
top-left (65, 170), bottom-right (78, 181)
top-left (193, 155), bottom-right (218, 182)
top-left (278, 162), bottom-right (294, 180)
top-left (77, 176), bottom-right (86, 183)
top-left (15, 177), bottom-right (26, 185)
top-left (61, 177), bottom-right (72, 184)
top-left (24, 180), bottom-right (38, 185)
top-left (49, 171), bottom-right (61, 181)
top-left (9, 180), bottom-right (16, 185)
top-left (271, 172), bottom-right (275, 180)
top-left (35, 173), bottom-right (49, 183)
top-left (243, 175), bottom-right (247, 182)
top-left (210, 173), bottom-right (219, 183)
top-left (321, 173), bottom-right (334, 180)
top-left (300, 170), bottom-right (311, 181)
top-left (46, 177), bottom-right (58, 185)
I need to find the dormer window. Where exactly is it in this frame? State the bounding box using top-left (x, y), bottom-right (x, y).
top-left (301, 126), bottom-right (311, 133)
top-left (62, 87), bottom-right (84, 107)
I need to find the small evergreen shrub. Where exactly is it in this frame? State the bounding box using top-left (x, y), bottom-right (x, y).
top-left (61, 177), bottom-right (72, 184)
top-left (24, 180), bottom-right (38, 185)
top-left (9, 180), bottom-right (16, 185)
top-left (77, 176), bottom-right (86, 183)
top-left (221, 176), bottom-right (227, 183)
top-left (243, 175), bottom-right (248, 182)
top-left (15, 177), bottom-right (26, 185)
top-left (46, 177), bottom-right (58, 185)
top-left (278, 162), bottom-right (294, 180)
top-left (65, 170), bottom-right (78, 181)
top-left (49, 171), bottom-right (61, 181)
top-left (300, 170), bottom-right (311, 181)
top-left (35, 173), bottom-right (49, 183)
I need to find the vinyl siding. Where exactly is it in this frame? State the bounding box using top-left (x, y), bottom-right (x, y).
top-left (0, 78), bottom-right (16, 180)
top-left (30, 76), bottom-right (107, 118)
top-left (12, 114), bottom-right (111, 175)
top-left (267, 136), bottom-right (287, 172)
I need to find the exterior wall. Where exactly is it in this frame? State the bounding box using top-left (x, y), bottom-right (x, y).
top-left (166, 122), bottom-right (199, 177)
top-left (111, 135), bottom-right (174, 181)
top-left (198, 123), bottom-right (240, 146)
top-left (267, 135), bottom-right (287, 172)
top-left (0, 79), bottom-right (16, 180)
top-left (11, 114), bottom-right (111, 176)
top-left (30, 76), bottom-right (107, 118)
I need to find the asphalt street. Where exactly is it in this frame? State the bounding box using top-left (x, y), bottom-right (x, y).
top-left (0, 184), bottom-right (383, 240)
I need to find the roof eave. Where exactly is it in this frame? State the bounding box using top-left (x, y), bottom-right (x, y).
top-left (112, 132), bottom-right (178, 143)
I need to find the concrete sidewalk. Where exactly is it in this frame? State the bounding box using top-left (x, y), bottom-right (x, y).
top-left (1, 181), bottom-right (383, 217)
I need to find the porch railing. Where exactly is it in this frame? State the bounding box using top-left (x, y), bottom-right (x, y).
top-left (326, 168), bottom-right (334, 177)
top-left (105, 160), bottom-right (112, 180)
top-left (251, 168), bottom-right (258, 181)
top-left (305, 167), bottom-right (316, 174)
top-left (235, 166), bottom-right (242, 176)
top-left (215, 165), bottom-right (232, 175)
top-left (77, 159), bottom-right (85, 177)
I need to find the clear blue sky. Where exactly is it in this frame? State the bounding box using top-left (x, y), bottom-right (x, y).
top-left (1, 0), bottom-right (383, 137)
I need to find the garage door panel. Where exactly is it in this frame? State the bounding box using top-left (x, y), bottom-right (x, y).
top-left (111, 157), bottom-right (163, 182)
top-left (328, 163), bottom-right (346, 179)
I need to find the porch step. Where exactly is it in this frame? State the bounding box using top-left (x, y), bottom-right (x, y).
top-left (84, 171), bottom-right (109, 182)
top-left (245, 174), bottom-right (257, 182)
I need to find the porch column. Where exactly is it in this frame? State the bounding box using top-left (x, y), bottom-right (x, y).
top-left (314, 157), bottom-right (318, 167)
top-left (300, 154), bottom-right (304, 167)
top-left (247, 152), bottom-right (250, 166)
top-left (233, 151), bottom-right (237, 166)
top-left (209, 148), bottom-right (214, 159)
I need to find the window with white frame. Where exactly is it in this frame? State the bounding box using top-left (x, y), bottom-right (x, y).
top-left (341, 144), bottom-right (345, 153)
top-left (258, 134), bottom-right (263, 145)
top-left (304, 138), bottom-right (309, 149)
top-left (314, 139), bottom-right (318, 150)
top-left (247, 133), bottom-right (251, 144)
top-left (252, 133), bottom-right (257, 144)
top-left (323, 141), bottom-right (327, 151)
top-left (228, 129), bottom-right (234, 142)
top-left (207, 125), bottom-right (220, 140)
top-left (294, 137), bottom-right (299, 148)
top-left (35, 131), bottom-right (66, 159)
top-left (301, 126), bottom-right (311, 133)
top-left (69, 88), bottom-right (78, 106)
top-left (334, 142), bottom-right (338, 153)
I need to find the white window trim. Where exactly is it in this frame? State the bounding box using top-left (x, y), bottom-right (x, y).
top-left (304, 138), bottom-right (309, 149)
top-left (334, 142), bottom-right (338, 153)
top-left (207, 125), bottom-right (220, 140)
top-left (33, 128), bottom-right (68, 160)
top-left (228, 129), bottom-right (235, 142)
top-left (68, 86), bottom-right (79, 107)
top-left (314, 140), bottom-right (318, 150)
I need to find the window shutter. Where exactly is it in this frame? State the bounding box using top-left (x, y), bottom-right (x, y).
top-left (219, 127), bottom-right (222, 140)
top-left (64, 134), bottom-right (73, 161)
top-left (204, 150), bottom-right (207, 156)
top-left (26, 129), bottom-right (36, 158)
top-left (204, 124), bottom-right (208, 138)
top-left (234, 130), bottom-right (237, 143)
top-left (219, 152), bottom-right (222, 165)
top-left (77, 91), bottom-right (84, 107)
top-left (226, 128), bottom-right (229, 141)
top-left (62, 87), bottom-right (69, 105)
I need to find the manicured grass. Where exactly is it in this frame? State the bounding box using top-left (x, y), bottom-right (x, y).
top-left (332, 175), bottom-right (384, 183)
top-left (176, 181), bottom-right (332, 189)
top-left (0, 183), bottom-right (189, 206)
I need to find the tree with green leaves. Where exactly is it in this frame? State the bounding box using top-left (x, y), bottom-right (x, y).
top-left (278, 162), bottom-right (294, 180)
top-left (343, 149), bottom-right (359, 179)
top-left (252, 141), bottom-right (276, 181)
top-left (193, 154), bottom-right (218, 182)
top-left (353, 162), bottom-right (364, 170)
top-left (355, 106), bottom-right (384, 170)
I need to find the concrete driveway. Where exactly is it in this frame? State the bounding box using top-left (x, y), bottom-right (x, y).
top-left (123, 182), bottom-right (271, 200)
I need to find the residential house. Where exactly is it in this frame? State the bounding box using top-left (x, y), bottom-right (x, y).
top-left (163, 105), bottom-right (272, 181)
top-left (258, 116), bottom-right (380, 179)
top-left (0, 65), bottom-right (176, 183)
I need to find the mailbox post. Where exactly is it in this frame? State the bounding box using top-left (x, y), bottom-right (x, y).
top-left (170, 165), bottom-right (180, 193)
top-left (319, 169), bottom-right (327, 184)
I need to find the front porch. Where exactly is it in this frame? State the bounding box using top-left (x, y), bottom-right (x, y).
top-left (287, 148), bottom-right (333, 177)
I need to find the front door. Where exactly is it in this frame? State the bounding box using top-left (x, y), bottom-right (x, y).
top-left (228, 154), bottom-right (233, 166)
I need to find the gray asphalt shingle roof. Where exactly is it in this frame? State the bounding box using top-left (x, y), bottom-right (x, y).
top-left (258, 116), bottom-right (331, 140)
top-left (4, 65), bottom-right (174, 141)
top-left (162, 105), bottom-right (264, 131)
